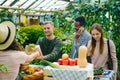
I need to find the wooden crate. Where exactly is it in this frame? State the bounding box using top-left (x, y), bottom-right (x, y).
top-left (27, 19), bottom-right (39, 25)
top-left (20, 64), bottom-right (44, 80)
top-left (44, 68), bottom-right (54, 80)
top-left (23, 71), bottom-right (44, 80)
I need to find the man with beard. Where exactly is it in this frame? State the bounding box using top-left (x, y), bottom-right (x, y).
top-left (70, 16), bottom-right (91, 59)
top-left (36, 21), bottom-right (62, 62)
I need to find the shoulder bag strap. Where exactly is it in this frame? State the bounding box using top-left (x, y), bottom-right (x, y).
top-left (107, 39), bottom-right (111, 58)
top-left (107, 39), bottom-right (113, 70)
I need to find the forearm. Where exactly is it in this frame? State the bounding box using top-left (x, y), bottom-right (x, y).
top-left (43, 51), bottom-right (60, 62)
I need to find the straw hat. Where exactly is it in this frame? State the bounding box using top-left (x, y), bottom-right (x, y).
top-left (0, 21), bottom-right (16, 50)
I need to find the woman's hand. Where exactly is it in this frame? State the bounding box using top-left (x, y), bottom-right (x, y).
top-left (25, 51), bottom-right (39, 63)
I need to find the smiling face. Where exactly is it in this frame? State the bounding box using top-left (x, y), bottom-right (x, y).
top-left (91, 29), bottom-right (101, 42)
top-left (44, 23), bottom-right (54, 37)
top-left (90, 23), bottom-right (103, 42)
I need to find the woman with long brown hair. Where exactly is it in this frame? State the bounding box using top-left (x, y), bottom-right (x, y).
top-left (87, 23), bottom-right (117, 73)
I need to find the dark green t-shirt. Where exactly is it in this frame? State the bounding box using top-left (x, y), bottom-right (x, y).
top-left (36, 36), bottom-right (62, 62)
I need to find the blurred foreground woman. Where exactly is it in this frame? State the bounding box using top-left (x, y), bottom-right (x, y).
top-left (0, 21), bottom-right (40, 80)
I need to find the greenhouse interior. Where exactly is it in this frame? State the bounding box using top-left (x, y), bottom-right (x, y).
top-left (0, 0), bottom-right (120, 80)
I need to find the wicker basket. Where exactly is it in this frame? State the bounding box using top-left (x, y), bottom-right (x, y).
top-left (20, 64), bottom-right (44, 80)
top-left (23, 71), bottom-right (44, 80)
top-left (20, 64), bottom-right (29, 71)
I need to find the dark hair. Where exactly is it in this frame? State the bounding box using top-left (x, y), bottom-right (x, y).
top-left (6, 39), bottom-right (24, 51)
top-left (90, 23), bottom-right (104, 56)
top-left (75, 16), bottom-right (86, 27)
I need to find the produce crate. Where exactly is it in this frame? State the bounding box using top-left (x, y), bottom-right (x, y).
top-left (23, 71), bottom-right (44, 80)
top-left (43, 68), bottom-right (91, 80)
top-left (20, 64), bottom-right (44, 80)
top-left (44, 68), bottom-right (54, 80)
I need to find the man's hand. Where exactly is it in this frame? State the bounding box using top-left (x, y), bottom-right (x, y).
top-left (36, 45), bottom-right (44, 60)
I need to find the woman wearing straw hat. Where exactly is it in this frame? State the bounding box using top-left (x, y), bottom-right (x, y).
top-left (0, 21), bottom-right (40, 80)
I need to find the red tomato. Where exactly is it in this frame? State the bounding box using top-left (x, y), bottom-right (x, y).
top-left (69, 59), bottom-right (75, 66)
top-left (62, 59), bottom-right (69, 65)
top-left (57, 58), bottom-right (63, 65)
top-left (75, 58), bottom-right (78, 65)
top-left (34, 67), bottom-right (41, 72)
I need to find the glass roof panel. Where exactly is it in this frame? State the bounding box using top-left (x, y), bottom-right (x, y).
top-left (42, 0), bottom-right (58, 10)
top-left (28, 0), bottom-right (44, 9)
top-left (36, 0), bottom-right (52, 8)
top-left (0, 0), bottom-right (4, 4)
top-left (0, 0), bottom-right (69, 12)
top-left (12, 0), bottom-right (28, 7)
top-left (46, 1), bottom-right (69, 11)
top-left (2, 0), bottom-right (14, 6)
top-left (20, 0), bottom-right (36, 8)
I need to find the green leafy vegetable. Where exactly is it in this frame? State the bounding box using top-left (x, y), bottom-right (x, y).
top-left (40, 60), bottom-right (62, 68)
top-left (94, 67), bottom-right (103, 75)
top-left (0, 64), bottom-right (8, 72)
top-left (28, 44), bottom-right (35, 48)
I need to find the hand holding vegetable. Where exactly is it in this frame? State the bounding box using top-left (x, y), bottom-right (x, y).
top-left (25, 44), bottom-right (42, 55)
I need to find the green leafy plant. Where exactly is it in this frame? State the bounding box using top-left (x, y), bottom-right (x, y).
top-left (62, 35), bottom-right (74, 55)
top-left (16, 28), bottom-right (28, 45)
top-left (0, 64), bottom-right (8, 72)
top-left (0, 9), bottom-right (13, 22)
top-left (16, 25), bottom-right (44, 47)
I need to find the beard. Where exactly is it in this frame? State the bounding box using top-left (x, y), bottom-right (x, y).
top-left (74, 28), bottom-right (79, 32)
top-left (74, 27), bottom-right (84, 39)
